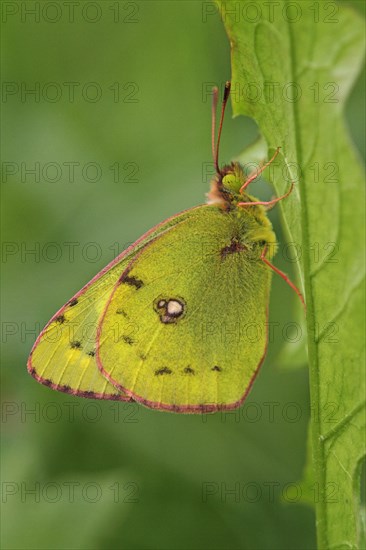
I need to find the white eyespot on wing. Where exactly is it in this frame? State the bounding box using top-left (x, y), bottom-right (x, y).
top-left (154, 297), bottom-right (186, 324)
top-left (166, 300), bottom-right (184, 316)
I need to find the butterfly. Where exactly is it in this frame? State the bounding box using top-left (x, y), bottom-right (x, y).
top-left (28, 82), bottom-right (304, 413)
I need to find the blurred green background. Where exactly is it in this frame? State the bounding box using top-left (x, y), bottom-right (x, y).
top-left (1, 1), bottom-right (364, 549)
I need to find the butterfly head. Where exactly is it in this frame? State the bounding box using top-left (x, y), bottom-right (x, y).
top-left (207, 162), bottom-right (253, 207)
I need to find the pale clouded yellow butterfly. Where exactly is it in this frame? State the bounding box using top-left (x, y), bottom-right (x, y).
top-left (28, 82), bottom-right (304, 413)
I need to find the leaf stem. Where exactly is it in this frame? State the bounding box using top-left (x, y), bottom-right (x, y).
top-left (286, 18), bottom-right (327, 550)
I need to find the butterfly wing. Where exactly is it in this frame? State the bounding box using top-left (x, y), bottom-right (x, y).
top-left (97, 206), bottom-right (272, 412)
top-left (28, 208), bottom-right (197, 399)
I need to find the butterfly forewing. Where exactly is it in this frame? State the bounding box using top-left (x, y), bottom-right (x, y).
top-left (28, 208), bottom-right (195, 400)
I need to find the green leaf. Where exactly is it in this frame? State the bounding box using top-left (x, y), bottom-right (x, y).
top-left (218, 1), bottom-right (365, 547)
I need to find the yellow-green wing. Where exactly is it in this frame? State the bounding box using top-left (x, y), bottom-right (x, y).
top-left (28, 207), bottom-right (197, 399)
top-left (97, 206), bottom-right (272, 412)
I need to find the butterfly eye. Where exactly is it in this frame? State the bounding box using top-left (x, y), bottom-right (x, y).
top-left (259, 240), bottom-right (267, 247)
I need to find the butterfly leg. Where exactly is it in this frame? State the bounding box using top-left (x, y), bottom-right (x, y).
top-left (239, 147), bottom-right (281, 193)
top-left (265, 201), bottom-right (279, 211)
top-left (238, 182), bottom-right (294, 208)
top-left (261, 247), bottom-right (306, 309)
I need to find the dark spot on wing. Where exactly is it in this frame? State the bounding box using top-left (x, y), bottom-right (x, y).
top-left (29, 366), bottom-right (36, 375)
top-left (119, 273), bottom-right (144, 289)
top-left (43, 378), bottom-right (52, 386)
top-left (184, 366), bottom-right (195, 375)
top-left (55, 314), bottom-right (66, 324)
top-left (70, 340), bottom-right (82, 349)
top-left (82, 390), bottom-right (96, 397)
top-left (60, 384), bottom-right (72, 393)
top-left (155, 367), bottom-right (172, 376)
top-left (220, 238), bottom-right (247, 259)
top-left (116, 309), bottom-right (128, 317)
top-left (87, 350), bottom-right (95, 357)
top-left (139, 353), bottom-right (147, 361)
top-left (122, 335), bottom-right (134, 345)
top-left (211, 365), bottom-right (222, 372)
top-left (68, 298), bottom-right (78, 307)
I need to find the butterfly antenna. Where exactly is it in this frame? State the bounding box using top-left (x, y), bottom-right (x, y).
top-left (211, 86), bottom-right (219, 171)
top-left (213, 81), bottom-right (231, 175)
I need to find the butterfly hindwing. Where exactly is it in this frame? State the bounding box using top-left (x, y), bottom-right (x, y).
top-left (97, 206), bottom-right (272, 412)
top-left (28, 208), bottom-right (196, 400)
